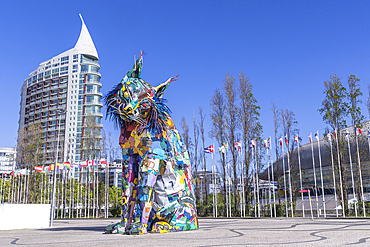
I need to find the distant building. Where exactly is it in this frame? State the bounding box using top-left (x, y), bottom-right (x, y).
top-left (17, 15), bottom-right (102, 165)
top-left (100, 160), bottom-right (122, 189)
top-left (197, 170), bottom-right (221, 196)
top-left (0, 147), bottom-right (16, 174)
top-left (260, 121), bottom-right (370, 194)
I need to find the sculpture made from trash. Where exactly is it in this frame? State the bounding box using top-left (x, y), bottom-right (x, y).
top-left (104, 52), bottom-right (198, 235)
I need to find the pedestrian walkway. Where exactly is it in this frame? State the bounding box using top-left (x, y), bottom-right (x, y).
top-left (1, 218), bottom-right (370, 246)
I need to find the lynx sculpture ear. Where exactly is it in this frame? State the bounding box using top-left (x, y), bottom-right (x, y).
top-left (124, 51), bottom-right (144, 80)
top-left (154, 75), bottom-right (179, 98)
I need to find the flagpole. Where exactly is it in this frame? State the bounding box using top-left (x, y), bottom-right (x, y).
top-left (238, 146), bottom-right (242, 217)
top-left (316, 131), bottom-right (326, 218)
top-left (0, 173), bottom-right (3, 204)
top-left (269, 137), bottom-right (276, 217)
top-left (295, 136), bottom-right (305, 217)
top-left (213, 145), bottom-right (218, 218)
top-left (251, 144), bottom-right (257, 217)
top-left (309, 133), bottom-right (319, 217)
top-left (346, 130), bottom-right (358, 217)
top-left (286, 137), bottom-right (294, 217)
top-left (227, 144), bottom-right (231, 217)
top-left (97, 161), bottom-right (99, 218)
top-left (281, 137), bottom-right (288, 217)
top-left (222, 147), bottom-right (228, 218)
top-left (266, 142), bottom-right (272, 217)
top-left (355, 128), bottom-right (366, 217)
top-left (8, 175), bottom-right (12, 203)
top-left (241, 148), bottom-right (245, 217)
top-left (72, 168), bottom-right (75, 218)
top-left (328, 132), bottom-right (339, 217)
top-left (105, 160), bottom-right (108, 218)
top-left (254, 142), bottom-right (260, 217)
top-left (211, 151), bottom-right (215, 218)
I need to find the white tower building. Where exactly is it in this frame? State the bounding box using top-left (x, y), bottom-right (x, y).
top-left (18, 15), bottom-right (102, 165)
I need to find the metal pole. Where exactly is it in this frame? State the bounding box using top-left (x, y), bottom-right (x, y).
top-left (296, 138), bottom-right (305, 217)
top-left (281, 138), bottom-right (288, 217)
top-left (252, 145), bottom-right (257, 217)
top-left (355, 128), bottom-right (366, 217)
top-left (266, 145), bottom-right (272, 217)
top-left (328, 132), bottom-right (339, 217)
top-left (269, 137), bottom-right (276, 217)
top-left (254, 143), bottom-right (260, 217)
top-left (49, 109), bottom-right (65, 227)
top-left (308, 189), bottom-right (313, 220)
top-left (309, 133), bottom-right (319, 217)
top-left (335, 129), bottom-right (345, 217)
top-left (316, 131), bottom-right (326, 218)
top-left (286, 138), bottom-right (294, 217)
top-left (346, 131), bottom-right (358, 217)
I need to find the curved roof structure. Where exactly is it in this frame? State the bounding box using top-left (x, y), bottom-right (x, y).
top-left (260, 122), bottom-right (370, 180)
top-left (74, 14), bottom-right (99, 60)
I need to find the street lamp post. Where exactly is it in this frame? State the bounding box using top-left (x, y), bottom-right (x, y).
top-left (49, 109), bottom-right (66, 227)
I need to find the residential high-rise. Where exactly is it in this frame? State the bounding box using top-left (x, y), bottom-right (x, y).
top-left (18, 15), bottom-right (102, 165)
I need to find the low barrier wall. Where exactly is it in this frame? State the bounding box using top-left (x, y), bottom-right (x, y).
top-left (0, 204), bottom-right (50, 230)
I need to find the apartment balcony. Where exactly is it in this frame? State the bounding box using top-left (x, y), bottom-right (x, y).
top-left (83, 112), bottom-right (103, 118)
top-left (84, 91), bottom-right (103, 97)
top-left (84, 101), bottom-right (103, 107)
top-left (80, 60), bottom-right (100, 67)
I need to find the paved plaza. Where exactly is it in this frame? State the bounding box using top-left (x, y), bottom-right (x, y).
top-left (1, 217), bottom-right (370, 246)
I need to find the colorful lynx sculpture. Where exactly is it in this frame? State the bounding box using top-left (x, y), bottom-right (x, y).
top-left (104, 52), bottom-right (198, 235)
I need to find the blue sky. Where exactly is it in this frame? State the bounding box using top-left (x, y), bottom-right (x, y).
top-left (1, 1), bottom-right (370, 170)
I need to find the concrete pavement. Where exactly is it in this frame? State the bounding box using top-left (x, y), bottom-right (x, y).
top-left (1, 217), bottom-right (370, 246)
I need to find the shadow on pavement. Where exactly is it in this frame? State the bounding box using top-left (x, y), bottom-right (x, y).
top-left (38, 226), bottom-right (105, 232)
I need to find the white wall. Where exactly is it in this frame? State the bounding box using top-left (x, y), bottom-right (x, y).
top-left (0, 204), bottom-right (50, 230)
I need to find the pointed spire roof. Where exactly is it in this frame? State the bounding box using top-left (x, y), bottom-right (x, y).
top-left (74, 14), bottom-right (99, 60)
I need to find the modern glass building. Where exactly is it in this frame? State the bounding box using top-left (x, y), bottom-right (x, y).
top-left (18, 15), bottom-right (102, 165)
top-left (0, 147), bottom-right (16, 174)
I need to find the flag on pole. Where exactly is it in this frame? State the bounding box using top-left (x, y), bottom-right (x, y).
top-left (346, 129), bottom-right (350, 139)
top-left (234, 141), bottom-right (242, 151)
top-left (268, 137), bottom-right (272, 147)
top-left (368, 128), bottom-right (370, 138)
top-left (278, 137), bottom-right (283, 146)
top-left (63, 162), bottom-right (72, 169)
top-left (307, 134), bottom-right (312, 143)
top-left (204, 145), bottom-right (214, 153)
top-left (219, 145), bottom-right (225, 153)
top-left (80, 161), bottom-right (87, 168)
top-left (87, 160), bottom-right (94, 166)
top-left (315, 131), bottom-right (319, 140)
top-left (251, 139), bottom-right (256, 147)
top-left (223, 142), bottom-right (228, 151)
top-left (284, 135), bottom-right (288, 145)
top-left (34, 165), bottom-right (44, 173)
top-left (263, 139), bottom-right (268, 148)
top-left (294, 135), bottom-right (299, 145)
top-left (101, 159), bottom-right (107, 167)
top-left (357, 127), bottom-right (363, 135)
top-left (327, 132), bottom-right (332, 141)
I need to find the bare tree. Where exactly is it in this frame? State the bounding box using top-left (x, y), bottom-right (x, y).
top-left (81, 114), bottom-right (102, 160)
top-left (192, 111), bottom-right (200, 202)
top-left (224, 73), bottom-right (239, 213)
top-left (180, 116), bottom-right (191, 152)
top-left (199, 106), bottom-right (208, 205)
top-left (210, 87), bottom-right (227, 209)
top-left (238, 72), bottom-right (262, 206)
top-left (271, 103), bottom-right (281, 203)
top-left (281, 109), bottom-right (299, 203)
